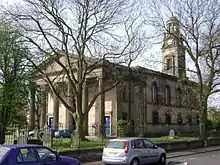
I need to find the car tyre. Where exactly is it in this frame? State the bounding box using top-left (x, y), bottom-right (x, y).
top-left (158, 154), bottom-right (166, 165)
top-left (130, 158), bottom-right (139, 165)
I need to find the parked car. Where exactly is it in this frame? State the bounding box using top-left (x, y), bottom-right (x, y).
top-left (102, 137), bottom-right (166, 165)
top-left (0, 144), bottom-right (81, 165)
top-left (29, 129), bottom-right (74, 139)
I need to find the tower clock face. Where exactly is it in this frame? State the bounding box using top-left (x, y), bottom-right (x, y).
top-left (167, 39), bottom-right (172, 45)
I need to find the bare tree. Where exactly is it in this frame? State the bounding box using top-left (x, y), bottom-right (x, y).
top-left (3, 0), bottom-right (146, 140)
top-left (146, 0), bottom-right (220, 141)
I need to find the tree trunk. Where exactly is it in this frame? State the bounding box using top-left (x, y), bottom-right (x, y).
top-left (0, 125), bottom-right (5, 144)
top-left (75, 89), bottom-right (86, 142)
top-left (75, 115), bottom-right (85, 144)
top-left (199, 101), bottom-right (208, 146)
top-left (82, 81), bottom-right (89, 136)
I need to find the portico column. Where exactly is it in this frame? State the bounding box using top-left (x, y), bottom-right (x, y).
top-left (29, 83), bottom-right (36, 130)
top-left (98, 77), bottom-right (105, 138)
top-left (66, 82), bottom-right (74, 130)
top-left (53, 90), bottom-right (59, 130)
top-left (82, 79), bottom-right (89, 136)
top-left (40, 85), bottom-right (47, 129)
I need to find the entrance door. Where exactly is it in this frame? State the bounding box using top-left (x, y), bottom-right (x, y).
top-left (105, 116), bottom-right (111, 137)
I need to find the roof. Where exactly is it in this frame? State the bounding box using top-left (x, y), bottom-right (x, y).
top-left (0, 144), bottom-right (44, 149)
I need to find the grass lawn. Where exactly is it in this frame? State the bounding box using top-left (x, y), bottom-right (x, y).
top-left (52, 136), bottom-right (199, 151)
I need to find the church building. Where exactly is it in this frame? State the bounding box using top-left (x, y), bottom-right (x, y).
top-left (28, 16), bottom-right (200, 137)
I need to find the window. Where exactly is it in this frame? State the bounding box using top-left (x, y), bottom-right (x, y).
top-left (122, 85), bottom-right (128, 101)
top-left (36, 148), bottom-right (57, 162)
top-left (122, 112), bottom-right (128, 120)
top-left (152, 111), bottom-right (159, 125)
top-left (49, 117), bottom-right (53, 128)
top-left (152, 82), bottom-right (158, 104)
top-left (166, 59), bottom-right (172, 70)
top-left (131, 139), bottom-right (145, 149)
top-left (168, 23), bottom-right (172, 32)
top-left (106, 141), bottom-right (126, 149)
top-left (165, 86), bottom-right (171, 105)
top-left (0, 147), bottom-right (9, 161)
top-left (165, 112), bottom-right (171, 124)
top-left (143, 139), bottom-right (154, 148)
top-left (196, 114), bottom-right (200, 124)
top-left (176, 88), bottom-right (182, 106)
top-left (187, 115), bottom-right (192, 125)
top-left (17, 148), bottom-right (37, 163)
top-left (177, 113), bottom-right (182, 124)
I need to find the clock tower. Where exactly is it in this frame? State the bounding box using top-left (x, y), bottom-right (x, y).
top-left (162, 16), bottom-right (186, 79)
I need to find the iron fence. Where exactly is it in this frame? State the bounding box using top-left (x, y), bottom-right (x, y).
top-left (1, 124), bottom-right (219, 151)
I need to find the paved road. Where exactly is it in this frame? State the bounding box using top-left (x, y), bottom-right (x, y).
top-left (169, 150), bottom-right (220, 165)
top-left (83, 150), bottom-right (220, 165)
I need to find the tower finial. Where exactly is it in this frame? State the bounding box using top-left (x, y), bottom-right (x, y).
top-left (171, 12), bottom-right (174, 17)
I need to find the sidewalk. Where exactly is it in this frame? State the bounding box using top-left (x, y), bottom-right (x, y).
top-left (167, 146), bottom-right (220, 158)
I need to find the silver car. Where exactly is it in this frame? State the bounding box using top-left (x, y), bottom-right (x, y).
top-left (102, 137), bottom-right (166, 165)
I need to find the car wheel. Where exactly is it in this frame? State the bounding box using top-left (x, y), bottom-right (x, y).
top-left (130, 158), bottom-right (139, 165)
top-left (158, 154), bottom-right (166, 165)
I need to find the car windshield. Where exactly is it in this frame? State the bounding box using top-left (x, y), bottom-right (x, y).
top-left (0, 147), bottom-right (9, 161)
top-left (106, 141), bottom-right (126, 149)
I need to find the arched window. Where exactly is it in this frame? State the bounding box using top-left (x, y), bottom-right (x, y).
top-left (152, 111), bottom-right (159, 125)
top-left (177, 113), bottom-right (182, 124)
top-left (176, 87), bottom-right (182, 106)
top-left (165, 112), bottom-right (171, 124)
top-left (152, 82), bottom-right (158, 104)
top-left (122, 85), bottom-right (128, 101)
top-left (187, 115), bottom-right (192, 125)
top-left (165, 86), bottom-right (171, 105)
top-left (196, 114), bottom-right (200, 124)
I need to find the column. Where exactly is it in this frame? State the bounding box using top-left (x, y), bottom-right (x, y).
top-left (40, 85), bottom-right (47, 129)
top-left (53, 91), bottom-right (59, 130)
top-left (66, 82), bottom-right (74, 130)
top-left (29, 83), bottom-right (36, 130)
top-left (82, 80), bottom-right (89, 136)
top-left (99, 77), bottom-right (105, 138)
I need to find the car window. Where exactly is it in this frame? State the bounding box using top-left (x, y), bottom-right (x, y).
top-left (131, 139), bottom-right (145, 149)
top-left (17, 148), bottom-right (37, 163)
top-left (0, 147), bottom-right (10, 161)
top-left (36, 148), bottom-right (57, 162)
top-left (105, 141), bottom-right (125, 149)
top-left (143, 139), bottom-right (154, 148)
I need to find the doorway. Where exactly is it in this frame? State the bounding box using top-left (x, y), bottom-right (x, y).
top-left (105, 116), bottom-right (111, 137)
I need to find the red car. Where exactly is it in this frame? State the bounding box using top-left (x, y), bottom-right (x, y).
top-left (0, 144), bottom-right (81, 165)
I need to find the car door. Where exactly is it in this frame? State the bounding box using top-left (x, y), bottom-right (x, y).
top-left (35, 147), bottom-right (61, 165)
top-left (16, 148), bottom-right (41, 165)
top-left (131, 139), bottom-right (148, 164)
top-left (143, 139), bottom-right (160, 163)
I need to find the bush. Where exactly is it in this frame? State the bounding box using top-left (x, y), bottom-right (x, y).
top-left (117, 119), bottom-right (127, 137)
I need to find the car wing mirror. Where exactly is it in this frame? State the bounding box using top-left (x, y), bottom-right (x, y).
top-left (153, 144), bottom-right (158, 148)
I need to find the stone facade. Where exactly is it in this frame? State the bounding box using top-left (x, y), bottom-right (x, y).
top-left (28, 16), bottom-right (200, 137)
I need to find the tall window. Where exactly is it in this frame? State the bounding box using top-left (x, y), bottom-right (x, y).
top-left (152, 82), bottom-right (158, 104)
top-left (187, 115), bottom-right (192, 125)
top-left (176, 87), bottom-right (182, 106)
top-left (152, 111), bottom-right (159, 125)
top-left (166, 59), bottom-right (172, 70)
top-left (165, 86), bottom-right (171, 105)
top-left (122, 85), bottom-right (128, 101)
top-left (177, 113), bottom-right (182, 124)
top-left (165, 112), bottom-right (171, 124)
top-left (196, 114), bottom-right (200, 124)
